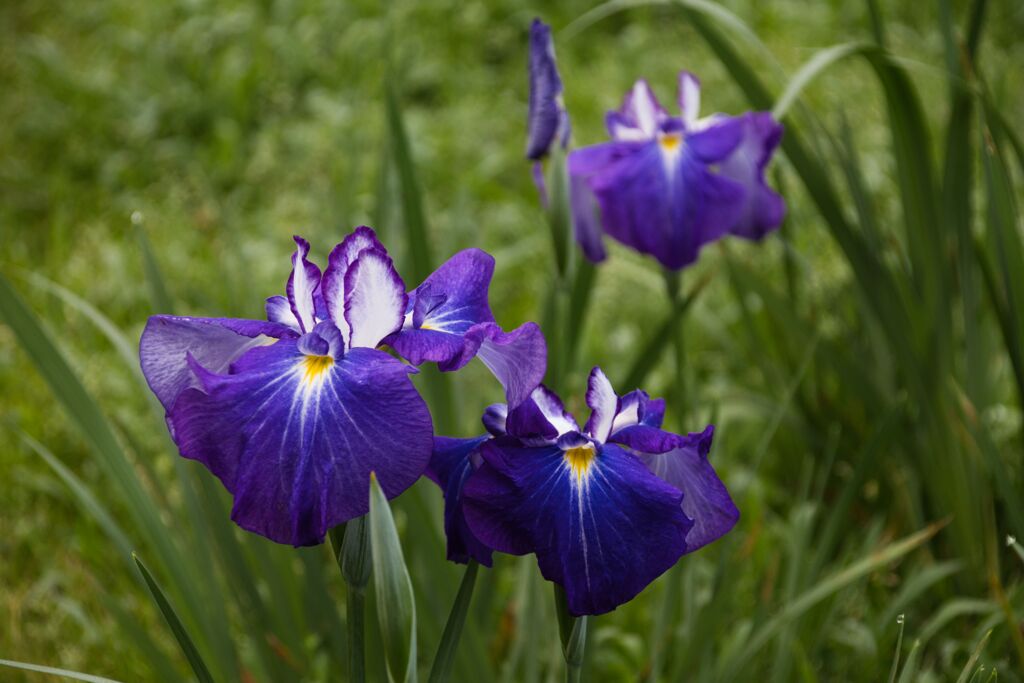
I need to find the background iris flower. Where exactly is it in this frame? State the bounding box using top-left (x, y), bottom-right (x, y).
top-left (569, 74), bottom-right (785, 270)
top-left (434, 368), bottom-right (737, 616)
top-left (140, 226), bottom-right (545, 546)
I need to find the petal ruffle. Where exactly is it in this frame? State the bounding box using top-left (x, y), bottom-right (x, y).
top-left (140, 315), bottom-right (295, 411)
top-left (287, 236), bottom-right (321, 333)
top-left (166, 338), bottom-right (432, 546)
top-left (583, 367), bottom-right (618, 443)
top-left (428, 436), bottom-right (494, 565)
top-left (464, 439), bottom-right (692, 616)
top-left (635, 425), bottom-right (739, 552)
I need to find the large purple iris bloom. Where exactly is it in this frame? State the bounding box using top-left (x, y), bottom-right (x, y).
top-left (432, 368), bottom-right (738, 615)
top-left (140, 227), bottom-right (545, 546)
top-left (569, 72), bottom-right (785, 269)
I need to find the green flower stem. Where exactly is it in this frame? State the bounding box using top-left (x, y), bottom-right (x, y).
top-left (663, 269), bottom-right (689, 425)
top-left (427, 560), bottom-right (480, 683)
top-left (553, 584), bottom-right (588, 683)
top-left (330, 517), bottom-right (371, 683)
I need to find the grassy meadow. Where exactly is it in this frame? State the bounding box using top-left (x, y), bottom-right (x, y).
top-left (2, 0), bottom-right (1024, 680)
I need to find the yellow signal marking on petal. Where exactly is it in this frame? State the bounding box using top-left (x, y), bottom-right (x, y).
top-left (419, 322), bottom-right (435, 331)
top-left (564, 445), bottom-right (596, 482)
top-left (659, 133), bottom-right (682, 151)
top-left (301, 354), bottom-right (334, 385)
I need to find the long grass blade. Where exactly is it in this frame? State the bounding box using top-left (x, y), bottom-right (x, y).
top-left (133, 554), bottom-right (216, 683)
top-left (0, 659), bottom-right (124, 683)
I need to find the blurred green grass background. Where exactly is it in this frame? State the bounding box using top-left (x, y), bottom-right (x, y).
top-left (2, 0), bottom-right (1024, 680)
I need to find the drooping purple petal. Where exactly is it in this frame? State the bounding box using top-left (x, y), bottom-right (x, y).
top-left (343, 248), bottom-right (407, 349)
top-left (428, 436), bottom-right (494, 565)
top-left (464, 439), bottom-right (693, 616)
top-left (570, 173), bottom-right (607, 262)
top-left (286, 236), bottom-right (321, 333)
top-left (140, 315), bottom-right (295, 411)
top-left (166, 335), bottom-right (432, 546)
top-left (526, 18), bottom-right (569, 161)
top-left (635, 425), bottom-right (739, 552)
top-left (717, 112), bottom-right (786, 240)
top-left (583, 367), bottom-right (618, 443)
top-left (322, 226), bottom-right (389, 343)
top-left (582, 137), bottom-right (745, 270)
top-left (442, 322), bottom-right (547, 408)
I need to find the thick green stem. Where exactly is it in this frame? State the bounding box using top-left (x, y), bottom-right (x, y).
top-left (553, 584), bottom-right (588, 683)
top-left (330, 518), bottom-right (371, 683)
top-left (664, 269), bottom-right (689, 425)
top-left (427, 560), bottom-right (480, 683)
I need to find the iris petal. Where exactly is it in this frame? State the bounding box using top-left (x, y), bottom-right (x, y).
top-left (464, 440), bottom-right (692, 616)
top-left (166, 337), bottom-right (432, 546)
top-left (428, 436), bottom-right (494, 565)
top-left (526, 18), bottom-right (569, 160)
top-left (140, 315), bottom-right (294, 411)
top-left (286, 236), bottom-right (321, 333)
top-left (322, 226), bottom-right (389, 344)
top-left (718, 112), bottom-right (786, 240)
top-left (343, 248), bottom-right (407, 349)
top-left (635, 426), bottom-right (739, 552)
top-left (583, 367), bottom-right (618, 443)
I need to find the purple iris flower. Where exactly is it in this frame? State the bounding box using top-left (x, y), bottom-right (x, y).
top-left (526, 18), bottom-right (570, 162)
top-left (569, 72), bottom-right (785, 269)
top-left (434, 369), bottom-right (738, 615)
top-left (139, 227), bottom-right (546, 546)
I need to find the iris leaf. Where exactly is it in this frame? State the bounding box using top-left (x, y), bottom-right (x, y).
top-left (0, 659), bottom-right (124, 683)
top-left (133, 554), bottom-right (216, 683)
top-left (369, 475), bottom-right (418, 683)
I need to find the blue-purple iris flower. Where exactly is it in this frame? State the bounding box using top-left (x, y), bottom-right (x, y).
top-left (568, 73), bottom-right (785, 269)
top-left (429, 368), bottom-right (738, 616)
top-left (139, 226), bottom-right (546, 547)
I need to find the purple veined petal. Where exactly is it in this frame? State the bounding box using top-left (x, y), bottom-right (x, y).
top-left (583, 367), bottom-right (618, 443)
top-left (167, 335), bottom-right (432, 546)
top-left (387, 248), bottom-right (496, 364)
top-left (287, 236), bottom-right (322, 333)
top-left (266, 295), bottom-right (301, 331)
top-left (453, 322), bottom-right (548, 409)
top-left (343, 248), bottom-right (407, 349)
top-left (428, 436), bottom-right (494, 565)
top-left (585, 137), bottom-right (745, 270)
top-left (526, 18), bottom-right (569, 161)
top-left (569, 172), bottom-right (607, 263)
top-left (463, 439), bottom-right (692, 616)
top-left (677, 71), bottom-right (702, 127)
top-left (322, 226), bottom-right (389, 343)
top-left (717, 112), bottom-right (786, 240)
top-left (608, 424), bottom-right (685, 455)
top-left (505, 384), bottom-right (579, 441)
top-left (482, 403), bottom-right (508, 437)
top-left (609, 79), bottom-right (670, 141)
top-left (611, 389), bottom-right (666, 433)
top-left (636, 425), bottom-right (739, 552)
top-left (684, 115), bottom-right (744, 163)
top-left (139, 315), bottom-right (296, 412)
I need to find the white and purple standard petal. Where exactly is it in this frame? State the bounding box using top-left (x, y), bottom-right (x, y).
top-left (321, 226), bottom-right (389, 343)
top-left (526, 18), bottom-right (569, 161)
top-left (677, 71), bottom-right (702, 127)
top-left (606, 80), bottom-right (669, 142)
top-left (463, 438), bottom-right (692, 616)
top-left (427, 436), bottom-right (494, 565)
top-left (266, 295), bottom-right (301, 331)
top-left (343, 248), bottom-right (407, 349)
top-left (583, 367), bottom-right (618, 443)
top-left (611, 389), bottom-right (666, 432)
top-left (140, 315), bottom-right (295, 411)
top-left (505, 384), bottom-right (579, 441)
top-left (166, 327), bottom-right (432, 546)
top-left (717, 112), bottom-right (786, 240)
top-left (635, 425), bottom-right (739, 552)
top-left (286, 236), bottom-right (321, 333)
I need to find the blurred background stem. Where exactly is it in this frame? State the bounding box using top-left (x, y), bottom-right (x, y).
top-left (331, 518), bottom-right (370, 683)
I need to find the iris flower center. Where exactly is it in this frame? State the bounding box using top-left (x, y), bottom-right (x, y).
top-left (301, 354), bottom-right (334, 385)
top-left (659, 132), bottom-right (682, 151)
top-left (564, 444), bottom-right (596, 481)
